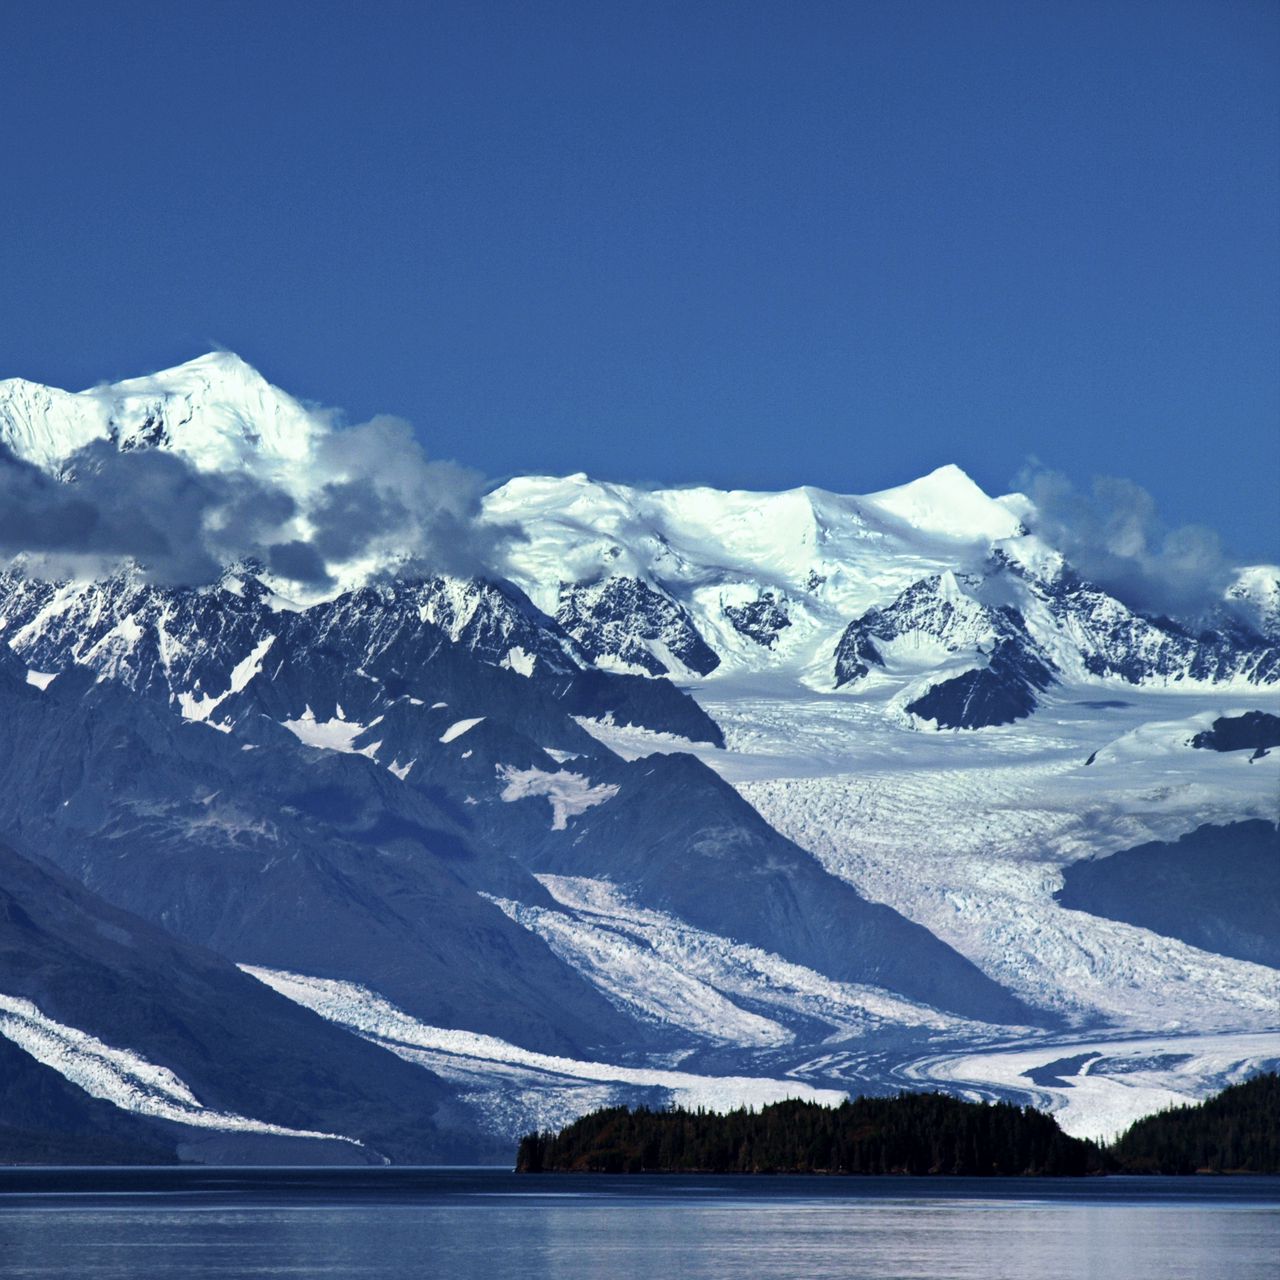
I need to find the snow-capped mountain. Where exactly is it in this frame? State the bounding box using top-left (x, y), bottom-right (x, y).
top-left (3, 354), bottom-right (1275, 726)
top-left (0, 351), bottom-right (318, 480)
top-left (483, 465), bottom-right (1031, 686)
top-left (483, 467), bottom-right (1278, 731)
top-left (0, 352), bottom-right (1276, 1156)
top-left (1224, 564), bottom-right (1280, 642)
top-left (831, 571), bottom-right (1057, 729)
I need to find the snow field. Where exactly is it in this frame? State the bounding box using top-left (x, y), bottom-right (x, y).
top-left (692, 687), bottom-right (1279, 1028)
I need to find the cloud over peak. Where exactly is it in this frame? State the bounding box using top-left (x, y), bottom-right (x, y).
top-left (1016, 465), bottom-right (1242, 621)
top-left (0, 355), bottom-right (506, 592)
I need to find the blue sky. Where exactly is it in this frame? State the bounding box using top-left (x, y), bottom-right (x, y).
top-left (2, 0), bottom-right (1276, 558)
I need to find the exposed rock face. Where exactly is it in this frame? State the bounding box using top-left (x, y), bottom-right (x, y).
top-left (833, 572), bottom-right (1058, 728)
top-left (0, 568), bottom-right (722, 745)
top-left (723, 592), bottom-right (791, 648)
top-left (1190, 712), bottom-right (1280, 755)
top-left (903, 640), bottom-right (1057, 730)
top-left (1055, 822), bottom-right (1280, 970)
top-left (1027, 571), bottom-right (1280, 688)
top-left (831, 561), bottom-right (1279, 730)
top-left (555, 576), bottom-right (721, 677)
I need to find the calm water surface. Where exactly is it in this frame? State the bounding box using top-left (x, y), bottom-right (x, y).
top-left (0, 1167), bottom-right (1275, 1279)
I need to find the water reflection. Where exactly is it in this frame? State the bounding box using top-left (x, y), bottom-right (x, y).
top-left (0, 1170), bottom-right (1275, 1280)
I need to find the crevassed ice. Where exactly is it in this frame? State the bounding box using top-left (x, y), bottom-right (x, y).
top-left (489, 875), bottom-right (974, 1046)
top-left (240, 965), bottom-right (846, 1119)
top-left (900, 1030), bottom-right (1280, 1143)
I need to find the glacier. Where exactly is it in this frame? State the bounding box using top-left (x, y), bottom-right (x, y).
top-left (242, 966), bottom-right (848, 1141)
top-left (0, 350), bottom-right (1275, 1158)
top-left (0, 992), bottom-right (357, 1145)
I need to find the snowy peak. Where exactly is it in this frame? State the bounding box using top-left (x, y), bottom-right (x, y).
top-left (486, 470), bottom-right (1012, 618)
top-left (0, 377), bottom-right (106, 472)
top-left (556, 576), bottom-right (721, 677)
top-left (1227, 566), bottom-right (1280, 641)
top-left (485, 467), bottom-right (1021, 601)
top-left (485, 474), bottom-right (837, 600)
top-left (0, 353), bottom-right (432, 597)
top-left (99, 349), bottom-right (260, 395)
top-left (845, 570), bottom-right (1015, 664)
top-left (485, 467), bottom-right (1049, 688)
top-left (484, 464), bottom-right (1278, 704)
top-left (84, 350), bottom-right (323, 474)
top-left (0, 351), bottom-right (320, 478)
top-left (859, 464), bottom-right (1026, 544)
top-left (831, 570), bottom-right (1058, 727)
top-left (3, 355), bottom-right (1275, 719)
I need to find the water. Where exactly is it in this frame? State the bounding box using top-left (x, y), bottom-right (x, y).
top-left (0, 1167), bottom-right (1276, 1279)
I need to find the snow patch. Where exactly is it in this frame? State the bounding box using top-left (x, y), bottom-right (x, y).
top-left (280, 705), bottom-right (377, 757)
top-left (177, 635), bottom-right (275, 727)
top-left (503, 646), bottom-right (536, 677)
top-left (439, 716), bottom-right (485, 744)
top-left (229, 635), bottom-right (276, 694)
top-left (496, 766), bottom-right (619, 830)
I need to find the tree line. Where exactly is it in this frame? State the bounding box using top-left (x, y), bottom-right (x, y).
top-left (517, 1074), bottom-right (1279, 1176)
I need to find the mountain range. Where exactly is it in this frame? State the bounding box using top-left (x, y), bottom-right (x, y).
top-left (0, 353), bottom-right (1275, 1160)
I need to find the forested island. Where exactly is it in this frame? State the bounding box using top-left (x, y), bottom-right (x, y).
top-left (517, 1092), bottom-right (1105, 1175)
top-left (516, 1075), bottom-right (1280, 1176)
